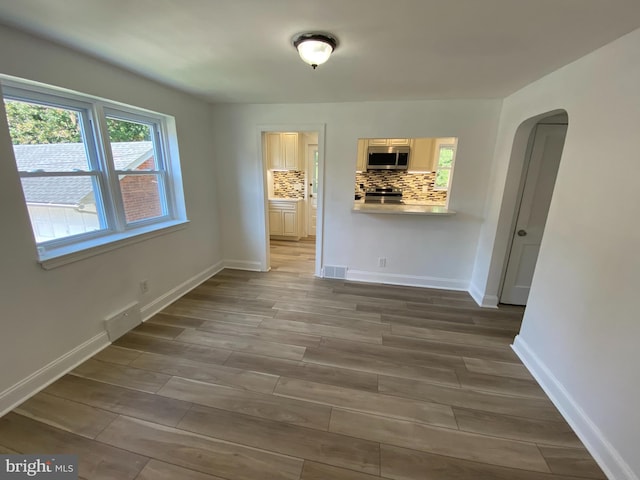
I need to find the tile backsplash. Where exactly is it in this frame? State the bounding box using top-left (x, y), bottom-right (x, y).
top-left (355, 171), bottom-right (447, 203)
top-left (273, 170), bottom-right (305, 199)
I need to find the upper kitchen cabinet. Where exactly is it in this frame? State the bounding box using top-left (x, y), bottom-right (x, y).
top-left (367, 138), bottom-right (411, 147)
top-left (408, 138), bottom-right (437, 172)
top-left (356, 139), bottom-right (368, 171)
top-left (266, 132), bottom-right (302, 170)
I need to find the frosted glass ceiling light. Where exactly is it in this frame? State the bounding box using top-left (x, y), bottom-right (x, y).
top-left (293, 33), bottom-right (338, 69)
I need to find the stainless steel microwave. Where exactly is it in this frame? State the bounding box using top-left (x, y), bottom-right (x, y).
top-left (367, 146), bottom-right (410, 170)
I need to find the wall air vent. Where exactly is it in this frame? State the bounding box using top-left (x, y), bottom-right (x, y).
top-left (323, 265), bottom-right (347, 279)
top-left (104, 302), bottom-right (141, 342)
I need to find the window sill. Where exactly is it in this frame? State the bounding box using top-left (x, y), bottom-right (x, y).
top-left (38, 219), bottom-right (190, 270)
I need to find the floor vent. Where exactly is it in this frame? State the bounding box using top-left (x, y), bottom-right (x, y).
top-left (323, 265), bottom-right (347, 279)
top-left (104, 302), bottom-right (141, 342)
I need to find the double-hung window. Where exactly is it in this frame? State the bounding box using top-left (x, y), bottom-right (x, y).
top-left (1, 80), bottom-right (186, 266)
top-left (434, 139), bottom-right (457, 191)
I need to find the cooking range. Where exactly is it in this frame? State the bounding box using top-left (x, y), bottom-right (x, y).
top-left (364, 187), bottom-right (404, 204)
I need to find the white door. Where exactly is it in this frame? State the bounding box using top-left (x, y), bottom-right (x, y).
top-left (307, 144), bottom-right (318, 236)
top-left (501, 124), bottom-right (567, 305)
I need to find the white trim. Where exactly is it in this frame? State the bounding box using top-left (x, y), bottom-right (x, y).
top-left (40, 220), bottom-right (190, 270)
top-left (513, 335), bottom-right (638, 480)
top-left (468, 282), bottom-right (499, 308)
top-left (3, 78), bottom-right (189, 268)
top-left (0, 332), bottom-right (109, 417)
top-left (346, 269), bottom-right (468, 291)
top-left (222, 259), bottom-right (264, 272)
top-left (256, 124), bottom-right (326, 277)
top-left (0, 260), bottom-right (226, 416)
top-left (140, 261), bottom-right (225, 321)
top-left (472, 110), bottom-right (567, 310)
top-left (307, 143), bottom-right (319, 237)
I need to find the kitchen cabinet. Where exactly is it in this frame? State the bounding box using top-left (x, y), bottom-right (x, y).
top-left (356, 139), bottom-right (368, 171)
top-left (408, 138), bottom-right (437, 172)
top-left (266, 132), bottom-right (302, 170)
top-left (367, 138), bottom-right (389, 146)
top-left (269, 199), bottom-right (303, 239)
top-left (367, 138), bottom-right (411, 147)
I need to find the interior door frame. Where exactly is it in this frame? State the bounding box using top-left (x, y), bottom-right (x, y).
top-left (256, 123), bottom-right (326, 277)
top-left (307, 143), bottom-right (318, 236)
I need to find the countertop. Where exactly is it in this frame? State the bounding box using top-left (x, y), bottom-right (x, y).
top-left (352, 198), bottom-right (455, 216)
top-left (269, 197), bottom-right (304, 202)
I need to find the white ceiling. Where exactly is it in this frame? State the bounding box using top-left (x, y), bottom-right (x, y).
top-left (0, 0), bottom-right (639, 104)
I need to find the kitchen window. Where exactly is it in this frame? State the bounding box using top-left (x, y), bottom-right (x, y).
top-left (434, 140), bottom-right (457, 191)
top-left (1, 80), bottom-right (187, 268)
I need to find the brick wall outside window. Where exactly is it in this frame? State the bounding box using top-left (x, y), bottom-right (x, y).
top-left (120, 157), bottom-right (163, 222)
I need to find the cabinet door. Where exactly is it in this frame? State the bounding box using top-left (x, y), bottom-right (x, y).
top-left (389, 138), bottom-right (410, 146)
top-left (266, 133), bottom-right (283, 169)
top-left (269, 209), bottom-right (283, 235)
top-left (282, 210), bottom-right (297, 236)
top-left (408, 138), bottom-right (436, 172)
top-left (356, 139), bottom-right (368, 171)
top-left (367, 138), bottom-right (388, 146)
top-left (282, 133), bottom-right (299, 170)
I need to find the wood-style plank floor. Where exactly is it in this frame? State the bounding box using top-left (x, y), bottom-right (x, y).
top-left (0, 239), bottom-right (606, 480)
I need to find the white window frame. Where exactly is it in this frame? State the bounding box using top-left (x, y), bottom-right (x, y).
top-left (433, 138), bottom-right (458, 191)
top-left (1, 78), bottom-right (188, 269)
top-left (101, 107), bottom-right (173, 230)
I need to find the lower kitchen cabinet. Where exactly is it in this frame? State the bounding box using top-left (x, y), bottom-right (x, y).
top-left (269, 199), bottom-right (303, 240)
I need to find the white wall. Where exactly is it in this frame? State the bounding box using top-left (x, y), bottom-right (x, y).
top-left (472, 28), bottom-right (640, 480)
top-left (212, 100), bottom-right (502, 288)
top-left (0, 25), bottom-right (222, 410)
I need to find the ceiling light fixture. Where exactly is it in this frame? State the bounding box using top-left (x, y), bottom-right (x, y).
top-left (292, 32), bottom-right (338, 70)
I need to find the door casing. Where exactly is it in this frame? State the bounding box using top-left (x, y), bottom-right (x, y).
top-left (257, 124), bottom-right (326, 277)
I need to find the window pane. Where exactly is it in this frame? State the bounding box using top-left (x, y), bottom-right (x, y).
top-left (435, 169), bottom-right (450, 189)
top-left (20, 176), bottom-right (103, 243)
top-left (118, 174), bottom-right (165, 223)
top-left (106, 117), bottom-right (157, 171)
top-left (4, 99), bottom-right (91, 172)
top-left (438, 146), bottom-right (454, 168)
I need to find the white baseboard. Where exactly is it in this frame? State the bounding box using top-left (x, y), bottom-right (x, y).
top-left (468, 282), bottom-right (499, 308)
top-left (0, 261), bottom-right (226, 417)
top-left (0, 332), bottom-right (109, 417)
top-left (513, 335), bottom-right (637, 480)
top-left (223, 259), bottom-right (263, 271)
top-left (346, 269), bottom-right (468, 291)
top-left (140, 260), bottom-right (225, 321)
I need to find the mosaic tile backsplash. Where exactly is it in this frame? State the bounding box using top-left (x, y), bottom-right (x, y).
top-left (273, 170), bottom-right (305, 199)
top-left (355, 171), bottom-right (447, 203)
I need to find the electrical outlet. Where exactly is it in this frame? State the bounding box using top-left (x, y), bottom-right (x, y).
top-left (378, 257), bottom-right (387, 268)
top-left (422, 185), bottom-right (429, 193)
top-left (140, 280), bottom-right (149, 294)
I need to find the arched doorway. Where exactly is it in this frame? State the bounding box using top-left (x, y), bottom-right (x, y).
top-left (499, 112), bottom-right (568, 305)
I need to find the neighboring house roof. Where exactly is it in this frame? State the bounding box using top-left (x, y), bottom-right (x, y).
top-left (12, 142), bottom-right (153, 205)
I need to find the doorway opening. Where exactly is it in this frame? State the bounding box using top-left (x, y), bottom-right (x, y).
top-left (259, 128), bottom-right (324, 278)
top-left (500, 112), bottom-right (568, 305)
